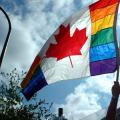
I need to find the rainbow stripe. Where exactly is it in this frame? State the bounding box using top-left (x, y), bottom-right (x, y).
top-left (89, 0), bottom-right (119, 76)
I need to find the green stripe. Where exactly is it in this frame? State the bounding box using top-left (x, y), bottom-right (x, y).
top-left (91, 27), bottom-right (114, 47)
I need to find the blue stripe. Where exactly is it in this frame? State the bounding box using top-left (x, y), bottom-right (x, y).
top-left (30, 66), bottom-right (43, 83)
top-left (90, 43), bottom-right (116, 62)
top-left (22, 68), bottom-right (48, 100)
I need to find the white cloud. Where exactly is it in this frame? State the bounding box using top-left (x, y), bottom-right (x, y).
top-left (80, 0), bottom-right (99, 6)
top-left (1, 14), bottom-right (39, 72)
top-left (25, 0), bottom-right (76, 41)
top-left (54, 74), bottom-right (116, 119)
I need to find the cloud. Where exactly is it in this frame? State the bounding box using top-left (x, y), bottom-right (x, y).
top-left (1, 13), bottom-right (39, 72)
top-left (25, 0), bottom-right (76, 41)
top-left (54, 74), bottom-right (116, 119)
top-left (80, 0), bottom-right (99, 6)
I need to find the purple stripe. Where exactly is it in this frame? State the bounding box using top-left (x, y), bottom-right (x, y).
top-left (90, 58), bottom-right (117, 76)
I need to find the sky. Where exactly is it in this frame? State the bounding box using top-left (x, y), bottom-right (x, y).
top-left (0, 0), bottom-right (120, 119)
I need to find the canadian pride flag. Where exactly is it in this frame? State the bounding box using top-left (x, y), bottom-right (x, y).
top-left (21, 0), bottom-right (119, 100)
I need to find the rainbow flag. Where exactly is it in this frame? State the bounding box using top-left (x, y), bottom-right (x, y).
top-left (21, 0), bottom-right (119, 100)
top-left (90, 0), bottom-right (119, 75)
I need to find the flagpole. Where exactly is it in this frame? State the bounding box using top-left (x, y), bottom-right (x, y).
top-left (113, 2), bottom-right (120, 82)
top-left (69, 56), bottom-right (73, 68)
top-left (116, 64), bottom-right (119, 82)
top-left (0, 6), bottom-right (11, 69)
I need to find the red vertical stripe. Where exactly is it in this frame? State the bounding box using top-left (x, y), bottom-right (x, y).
top-left (90, 0), bottom-right (119, 11)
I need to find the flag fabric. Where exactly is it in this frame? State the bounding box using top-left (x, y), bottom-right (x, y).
top-left (21, 0), bottom-right (119, 100)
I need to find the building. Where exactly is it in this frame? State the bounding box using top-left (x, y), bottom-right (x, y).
top-left (52, 108), bottom-right (68, 120)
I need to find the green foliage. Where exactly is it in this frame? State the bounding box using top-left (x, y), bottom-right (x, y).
top-left (0, 69), bottom-right (53, 120)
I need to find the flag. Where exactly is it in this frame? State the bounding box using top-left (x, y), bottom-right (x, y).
top-left (21, 0), bottom-right (119, 100)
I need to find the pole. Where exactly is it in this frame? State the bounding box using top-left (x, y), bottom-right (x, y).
top-left (0, 6), bottom-right (11, 69)
top-left (114, 3), bottom-right (120, 82)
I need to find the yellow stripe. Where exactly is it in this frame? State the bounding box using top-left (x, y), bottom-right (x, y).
top-left (92, 14), bottom-right (115, 35)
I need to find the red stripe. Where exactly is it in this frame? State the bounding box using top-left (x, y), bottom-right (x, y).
top-left (21, 55), bottom-right (41, 88)
top-left (90, 0), bottom-right (118, 11)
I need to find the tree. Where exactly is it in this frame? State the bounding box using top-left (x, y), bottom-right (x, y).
top-left (0, 69), bottom-right (53, 120)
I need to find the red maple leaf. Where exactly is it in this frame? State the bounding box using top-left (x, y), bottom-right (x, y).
top-left (46, 24), bottom-right (88, 63)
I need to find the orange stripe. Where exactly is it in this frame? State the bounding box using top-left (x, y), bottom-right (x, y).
top-left (90, 3), bottom-right (117, 22)
top-left (21, 55), bottom-right (41, 88)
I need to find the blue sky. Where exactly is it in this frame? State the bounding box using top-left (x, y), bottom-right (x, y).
top-left (0, 0), bottom-right (120, 119)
